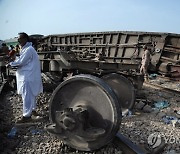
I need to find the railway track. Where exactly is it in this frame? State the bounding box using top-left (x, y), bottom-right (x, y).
top-left (1, 73), bottom-right (178, 154)
top-left (0, 88), bottom-right (148, 154)
top-left (1, 78), bottom-right (176, 153)
top-left (113, 132), bottom-right (147, 154)
top-left (144, 81), bottom-right (180, 95)
top-left (0, 80), bottom-right (7, 95)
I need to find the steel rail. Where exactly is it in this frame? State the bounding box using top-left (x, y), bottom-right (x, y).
top-left (0, 80), bottom-right (7, 95)
top-left (143, 82), bottom-right (180, 95)
top-left (113, 132), bottom-right (147, 154)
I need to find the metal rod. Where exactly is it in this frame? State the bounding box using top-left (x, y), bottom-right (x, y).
top-left (113, 132), bottom-right (147, 154)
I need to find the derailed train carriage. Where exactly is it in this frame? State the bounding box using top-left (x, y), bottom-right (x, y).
top-left (35, 31), bottom-right (180, 151)
top-left (37, 31), bottom-right (180, 78)
top-left (1, 31), bottom-right (180, 151)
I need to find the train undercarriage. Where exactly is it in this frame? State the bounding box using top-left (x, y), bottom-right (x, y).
top-left (1, 31), bottom-right (180, 151)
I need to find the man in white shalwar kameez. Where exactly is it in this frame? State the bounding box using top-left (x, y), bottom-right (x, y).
top-left (8, 32), bottom-right (43, 123)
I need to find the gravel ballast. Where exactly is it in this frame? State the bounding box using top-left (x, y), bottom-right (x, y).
top-left (0, 76), bottom-right (179, 154)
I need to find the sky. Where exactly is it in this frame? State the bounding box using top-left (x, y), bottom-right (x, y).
top-left (0, 0), bottom-right (180, 40)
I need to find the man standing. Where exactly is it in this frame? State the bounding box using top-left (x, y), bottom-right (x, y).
top-left (8, 45), bottom-right (16, 61)
top-left (15, 44), bottom-right (20, 55)
top-left (0, 43), bottom-right (9, 80)
top-left (8, 32), bottom-right (43, 123)
top-left (140, 45), bottom-right (151, 81)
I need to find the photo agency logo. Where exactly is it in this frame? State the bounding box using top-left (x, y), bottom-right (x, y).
top-left (148, 132), bottom-right (180, 148)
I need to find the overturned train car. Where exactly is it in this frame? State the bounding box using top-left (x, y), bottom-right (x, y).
top-left (37, 31), bottom-right (180, 79)
top-left (1, 31), bottom-right (179, 151)
top-left (35, 31), bottom-right (180, 151)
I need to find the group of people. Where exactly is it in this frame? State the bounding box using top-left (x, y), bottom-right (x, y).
top-left (4, 32), bottom-right (43, 123)
top-left (0, 43), bottom-right (18, 80)
top-left (0, 43), bottom-right (20, 60)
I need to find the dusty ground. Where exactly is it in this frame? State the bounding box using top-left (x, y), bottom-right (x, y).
top-left (0, 75), bottom-right (179, 154)
top-left (121, 77), bottom-right (180, 153)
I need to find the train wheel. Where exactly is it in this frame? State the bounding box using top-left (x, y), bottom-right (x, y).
top-left (102, 73), bottom-right (135, 112)
top-left (47, 74), bottom-right (122, 151)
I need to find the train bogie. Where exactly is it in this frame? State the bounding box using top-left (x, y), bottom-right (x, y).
top-left (46, 74), bottom-right (122, 151)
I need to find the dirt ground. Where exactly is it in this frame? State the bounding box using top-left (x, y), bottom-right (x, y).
top-left (120, 76), bottom-right (180, 154)
top-left (0, 75), bottom-right (180, 154)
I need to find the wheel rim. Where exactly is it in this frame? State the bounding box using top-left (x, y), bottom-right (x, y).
top-left (49, 74), bottom-right (121, 151)
top-left (102, 73), bottom-right (135, 111)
